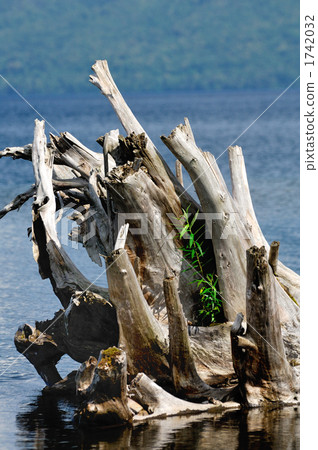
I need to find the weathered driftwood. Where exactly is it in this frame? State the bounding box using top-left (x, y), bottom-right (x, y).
top-left (231, 246), bottom-right (298, 407)
top-left (105, 142), bottom-right (199, 318)
top-left (15, 290), bottom-right (119, 384)
top-left (163, 275), bottom-right (228, 401)
top-left (75, 356), bottom-right (98, 396)
top-left (30, 120), bottom-right (111, 306)
top-left (90, 60), bottom-right (195, 208)
top-left (162, 120), bottom-right (300, 355)
top-left (75, 348), bottom-right (133, 426)
top-left (91, 60), bottom-right (207, 317)
top-left (228, 145), bottom-right (266, 248)
top-left (12, 120), bottom-right (119, 384)
top-left (105, 247), bottom-right (170, 382)
top-left (0, 185), bottom-right (35, 219)
top-left (130, 373), bottom-right (239, 421)
top-left (1, 60), bottom-right (300, 424)
top-left (15, 324), bottom-right (64, 386)
top-left (50, 131), bottom-right (112, 178)
top-left (268, 240), bottom-right (280, 275)
top-left (73, 355), bottom-right (239, 427)
top-left (162, 121), bottom-right (250, 321)
top-left (0, 143), bottom-right (33, 160)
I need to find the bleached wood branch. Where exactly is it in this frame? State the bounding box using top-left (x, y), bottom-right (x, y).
top-left (0, 144), bottom-right (32, 160)
top-left (30, 119), bottom-right (110, 306)
top-left (0, 185), bottom-right (35, 219)
top-left (131, 373), bottom-right (239, 421)
top-left (90, 60), bottom-right (199, 210)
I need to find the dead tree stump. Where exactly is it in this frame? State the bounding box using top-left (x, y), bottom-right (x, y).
top-left (231, 246), bottom-right (298, 407)
top-left (75, 347), bottom-right (133, 427)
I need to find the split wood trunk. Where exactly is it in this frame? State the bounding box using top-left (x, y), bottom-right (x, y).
top-left (105, 247), bottom-right (170, 382)
top-left (230, 246), bottom-right (298, 407)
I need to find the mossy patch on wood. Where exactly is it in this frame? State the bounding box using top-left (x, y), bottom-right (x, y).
top-left (98, 347), bottom-right (122, 367)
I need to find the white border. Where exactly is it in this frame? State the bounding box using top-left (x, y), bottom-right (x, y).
top-left (300, 0), bottom-right (318, 446)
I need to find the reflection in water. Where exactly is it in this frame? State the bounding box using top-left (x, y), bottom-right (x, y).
top-left (15, 395), bottom-right (299, 449)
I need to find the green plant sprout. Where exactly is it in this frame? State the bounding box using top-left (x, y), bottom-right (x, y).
top-left (177, 206), bottom-right (222, 324)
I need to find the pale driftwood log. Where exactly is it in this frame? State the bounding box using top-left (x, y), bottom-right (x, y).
top-left (0, 143), bottom-right (33, 160)
top-left (90, 61), bottom-right (175, 190)
top-left (102, 129), bottom-right (120, 169)
top-left (228, 145), bottom-right (300, 305)
top-left (227, 144), bottom-right (300, 358)
top-left (163, 275), bottom-right (228, 401)
top-left (228, 145), bottom-right (266, 248)
top-left (30, 120), bottom-right (111, 306)
top-left (13, 120), bottom-right (119, 383)
top-left (75, 348), bottom-right (133, 427)
top-left (130, 373), bottom-right (240, 422)
top-left (162, 120), bottom-right (250, 321)
top-left (203, 151), bottom-right (228, 194)
top-left (87, 64), bottom-right (206, 317)
top-left (90, 59), bottom-right (200, 211)
top-left (105, 247), bottom-right (170, 382)
top-left (231, 246), bottom-right (298, 407)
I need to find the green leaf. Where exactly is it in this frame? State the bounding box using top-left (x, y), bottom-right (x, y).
top-left (180, 224), bottom-right (189, 238)
top-left (196, 241), bottom-right (204, 257)
top-left (190, 210), bottom-right (199, 229)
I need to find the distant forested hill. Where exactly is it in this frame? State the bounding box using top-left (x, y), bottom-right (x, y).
top-left (0, 0), bottom-right (299, 94)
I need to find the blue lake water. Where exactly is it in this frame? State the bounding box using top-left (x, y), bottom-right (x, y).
top-left (0, 89), bottom-right (299, 448)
